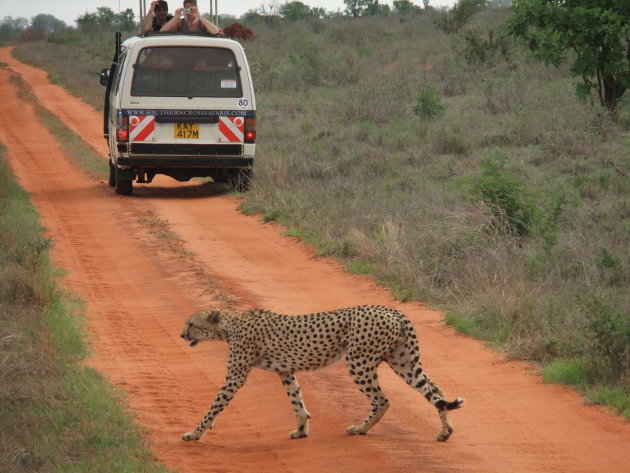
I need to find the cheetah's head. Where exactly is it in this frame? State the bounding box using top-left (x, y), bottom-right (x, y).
top-left (180, 310), bottom-right (223, 347)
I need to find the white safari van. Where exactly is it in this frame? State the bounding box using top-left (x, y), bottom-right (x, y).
top-left (100, 32), bottom-right (256, 195)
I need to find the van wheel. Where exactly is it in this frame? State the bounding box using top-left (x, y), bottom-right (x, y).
top-left (114, 167), bottom-right (133, 195)
top-left (108, 159), bottom-right (116, 187)
top-left (228, 168), bottom-right (252, 193)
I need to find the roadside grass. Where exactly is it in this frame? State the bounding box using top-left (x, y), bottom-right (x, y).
top-left (543, 359), bottom-right (630, 420)
top-left (0, 149), bottom-right (170, 471)
top-left (9, 72), bottom-right (108, 180)
top-left (137, 210), bottom-right (191, 256)
top-left (11, 29), bottom-right (133, 109)
top-left (11, 8), bottom-right (629, 415)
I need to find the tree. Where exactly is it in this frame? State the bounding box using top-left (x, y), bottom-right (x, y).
top-left (433, 0), bottom-right (487, 34)
top-left (344, 0), bottom-right (390, 16)
top-left (393, 0), bottom-right (422, 15)
top-left (0, 16), bottom-right (28, 41)
top-left (344, 0), bottom-right (361, 16)
top-left (508, 0), bottom-right (630, 113)
top-left (76, 7), bottom-right (135, 32)
top-left (31, 14), bottom-right (66, 35)
top-left (281, 1), bottom-right (315, 20)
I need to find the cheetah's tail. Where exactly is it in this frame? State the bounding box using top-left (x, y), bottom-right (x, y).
top-left (436, 397), bottom-right (465, 410)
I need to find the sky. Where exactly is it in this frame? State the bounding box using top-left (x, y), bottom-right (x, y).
top-left (0, 0), bottom-right (456, 26)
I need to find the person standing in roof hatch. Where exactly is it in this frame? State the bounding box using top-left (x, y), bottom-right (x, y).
top-left (142, 1), bottom-right (174, 34)
top-left (160, 0), bottom-right (223, 36)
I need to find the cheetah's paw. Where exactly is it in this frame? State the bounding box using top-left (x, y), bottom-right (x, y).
top-left (182, 430), bottom-right (202, 441)
top-left (346, 425), bottom-right (368, 436)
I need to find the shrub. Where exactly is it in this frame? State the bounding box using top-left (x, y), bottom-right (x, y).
top-left (543, 358), bottom-right (592, 388)
top-left (47, 29), bottom-right (81, 45)
top-left (472, 152), bottom-right (535, 237)
top-left (288, 38), bottom-right (323, 86)
top-left (434, 0), bottom-right (487, 34)
top-left (459, 27), bottom-right (511, 66)
top-left (413, 84), bottom-right (445, 119)
top-left (585, 295), bottom-right (630, 381)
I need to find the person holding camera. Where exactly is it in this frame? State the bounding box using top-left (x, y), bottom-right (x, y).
top-left (160, 0), bottom-right (223, 35)
top-left (142, 0), bottom-right (173, 34)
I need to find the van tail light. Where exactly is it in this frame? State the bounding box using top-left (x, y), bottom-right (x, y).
top-left (244, 117), bottom-right (256, 144)
top-left (116, 112), bottom-right (129, 142)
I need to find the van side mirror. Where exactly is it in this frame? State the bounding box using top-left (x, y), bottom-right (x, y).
top-left (100, 68), bottom-right (110, 86)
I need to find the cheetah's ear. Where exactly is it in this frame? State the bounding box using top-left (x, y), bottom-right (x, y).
top-left (203, 310), bottom-right (221, 325)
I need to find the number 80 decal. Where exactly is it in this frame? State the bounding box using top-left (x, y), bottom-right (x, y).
top-left (238, 98), bottom-right (249, 108)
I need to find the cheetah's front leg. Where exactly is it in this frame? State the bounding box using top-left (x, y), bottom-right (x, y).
top-left (183, 362), bottom-right (251, 441)
top-left (279, 373), bottom-right (311, 438)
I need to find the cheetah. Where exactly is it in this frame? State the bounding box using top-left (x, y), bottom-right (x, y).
top-left (180, 305), bottom-right (464, 442)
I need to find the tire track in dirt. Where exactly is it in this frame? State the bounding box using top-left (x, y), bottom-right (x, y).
top-left (1, 48), bottom-right (629, 473)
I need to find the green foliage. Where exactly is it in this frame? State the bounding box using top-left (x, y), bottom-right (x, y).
top-left (543, 359), bottom-right (591, 388)
top-left (344, 0), bottom-right (391, 16)
top-left (30, 14), bottom-right (66, 34)
top-left (1, 14), bottom-right (66, 42)
top-left (413, 84), bottom-right (445, 119)
top-left (586, 388), bottom-right (630, 420)
top-left (507, 0), bottom-right (630, 113)
top-left (76, 7), bottom-right (135, 32)
top-left (472, 152), bottom-right (535, 237)
top-left (288, 38), bottom-right (324, 85)
top-left (393, 0), bottom-right (423, 15)
top-left (585, 295), bottom-right (630, 380)
top-left (281, 1), bottom-right (322, 20)
top-left (47, 29), bottom-right (81, 45)
top-left (347, 260), bottom-right (376, 274)
top-left (459, 27), bottom-right (512, 66)
top-left (434, 0), bottom-right (487, 34)
top-left (0, 16), bottom-right (28, 41)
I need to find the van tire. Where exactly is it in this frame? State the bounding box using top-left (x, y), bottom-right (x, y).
top-left (228, 168), bottom-right (252, 193)
top-left (114, 167), bottom-right (133, 195)
top-left (108, 159), bottom-right (116, 187)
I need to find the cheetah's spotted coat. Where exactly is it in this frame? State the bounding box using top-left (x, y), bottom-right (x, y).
top-left (180, 305), bottom-right (464, 441)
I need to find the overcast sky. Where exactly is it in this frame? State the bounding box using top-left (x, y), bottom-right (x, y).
top-left (0, 0), bottom-right (456, 26)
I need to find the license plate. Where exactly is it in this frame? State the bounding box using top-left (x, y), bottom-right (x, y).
top-left (174, 123), bottom-right (199, 139)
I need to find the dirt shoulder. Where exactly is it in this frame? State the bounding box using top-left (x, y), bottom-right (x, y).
top-left (1, 47), bottom-right (628, 473)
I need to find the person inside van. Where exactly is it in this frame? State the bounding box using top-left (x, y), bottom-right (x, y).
top-left (160, 0), bottom-right (223, 35)
top-left (142, 1), bottom-right (173, 34)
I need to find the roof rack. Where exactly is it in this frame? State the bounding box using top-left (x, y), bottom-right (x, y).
top-left (141, 31), bottom-right (222, 38)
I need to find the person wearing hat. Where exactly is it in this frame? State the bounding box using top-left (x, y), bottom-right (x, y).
top-left (142, 1), bottom-right (174, 34)
top-left (160, 0), bottom-right (223, 35)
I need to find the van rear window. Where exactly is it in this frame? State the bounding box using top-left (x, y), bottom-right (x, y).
top-left (131, 46), bottom-right (243, 98)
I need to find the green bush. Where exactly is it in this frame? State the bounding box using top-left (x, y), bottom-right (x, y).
top-left (585, 295), bottom-right (630, 380)
top-left (543, 358), bottom-right (591, 388)
top-left (413, 84), bottom-right (445, 119)
top-left (434, 0), bottom-right (487, 34)
top-left (47, 29), bottom-right (81, 45)
top-left (289, 38), bottom-right (323, 86)
top-left (472, 152), bottom-right (535, 237)
top-left (459, 27), bottom-right (511, 66)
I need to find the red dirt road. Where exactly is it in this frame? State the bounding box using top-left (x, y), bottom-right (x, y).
top-left (1, 48), bottom-right (629, 473)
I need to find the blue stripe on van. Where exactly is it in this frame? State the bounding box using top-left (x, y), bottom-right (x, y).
top-left (122, 109), bottom-right (255, 118)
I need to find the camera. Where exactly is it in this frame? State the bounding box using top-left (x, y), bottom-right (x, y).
top-left (183, 8), bottom-right (191, 13)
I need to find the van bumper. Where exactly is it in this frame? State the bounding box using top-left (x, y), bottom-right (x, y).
top-left (116, 156), bottom-right (253, 168)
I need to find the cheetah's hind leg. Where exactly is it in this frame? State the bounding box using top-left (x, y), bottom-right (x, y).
top-left (345, 357), bottom-right (390, 435)
top-left (386, 349), bottom-right (464, 441)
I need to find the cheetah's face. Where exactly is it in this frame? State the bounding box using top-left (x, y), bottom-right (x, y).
top-left (180, 310), bottom-right (222, 347)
